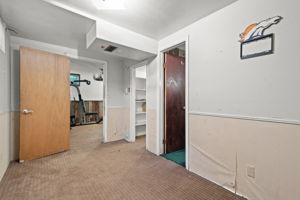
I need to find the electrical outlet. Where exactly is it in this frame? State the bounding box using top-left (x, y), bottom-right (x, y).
top-left (247, 165), bottom-right (256, 178)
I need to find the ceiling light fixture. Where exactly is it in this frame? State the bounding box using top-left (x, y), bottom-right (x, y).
top-left (94, 0), bottom-right (125, 10)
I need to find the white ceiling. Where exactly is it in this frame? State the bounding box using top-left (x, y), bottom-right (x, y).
top-left (0, 0), bottom-right (237, 61)
top-left (44, 0), bottom-right (237, 39)
top-left (0, 0), bottom-right (133, 61)
top-left (0, 0), bottom-right (94, 49)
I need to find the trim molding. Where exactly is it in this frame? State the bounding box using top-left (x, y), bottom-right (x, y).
top-left (189, 111), bottom-right (300, 125)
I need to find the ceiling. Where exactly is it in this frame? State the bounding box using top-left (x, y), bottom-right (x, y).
top-left (0, 0), bottom-right (237, 61)
top-left (0, 0), bottom-right (135, 61)
top-left (44, 0), bottom-right (237, 39)
top-left (0, 0), bottom-right (94, 49)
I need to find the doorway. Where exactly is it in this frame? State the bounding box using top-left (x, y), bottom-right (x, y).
top-left (129, 63), bottom-right (147, 143)
top-left (69, 58), bottom-right (105, 145)
top-left (161, 44), bottom-right (186, 167)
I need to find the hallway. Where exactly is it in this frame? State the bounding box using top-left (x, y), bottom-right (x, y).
top-left (0, 125), bottom-right (244, 200)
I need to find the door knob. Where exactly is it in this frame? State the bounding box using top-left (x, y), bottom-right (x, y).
top-left (22, 109), bottom-right (34, 114)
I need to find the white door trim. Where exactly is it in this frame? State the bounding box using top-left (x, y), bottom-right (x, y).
top-left (128, 66), bottom-right (136, 142)
top-left (157, 36), bottom-right (190, 170)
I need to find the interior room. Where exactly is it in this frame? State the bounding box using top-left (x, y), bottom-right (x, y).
top-left (0, 0), bottom-right (300, 200)
top-left (70, 58), bottom-right (104, 147)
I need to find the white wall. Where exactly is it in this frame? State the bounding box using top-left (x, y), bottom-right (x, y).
top-left (103, 57), bottom-right (132, 142)
top-left (146, 58), bottom-right (158, 110)
top-left (0, 21), bottom-right (10, 114)
top-left (0, 18), bottom-right (11, 181)
top-left (160, 0), bottom-right (300, 122)
top-left (156, 0), bottom-right (300, 200)
top-left (107, 59), bottom-right (130, 107)
top-left (70, 59), bottom-right (103, 101)
top-left (146, 57), bottom-right (158, 153)
top-left (135, 65), bottom-right (146, 79)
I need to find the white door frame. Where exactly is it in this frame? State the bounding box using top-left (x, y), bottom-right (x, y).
top-left (157, 36), bottom-right (190, 170)
top-left (128, 66), bottom-right (136, 142)
top-left (128, 61), bottom-right (149, 143)
top-left (75, 56), bottom-right (108, 143)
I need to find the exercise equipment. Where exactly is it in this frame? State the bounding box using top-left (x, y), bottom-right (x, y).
top-left (70, 79), bottom-right (100, 126)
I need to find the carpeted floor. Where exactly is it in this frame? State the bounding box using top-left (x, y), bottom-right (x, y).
top-left (0, 124), bottom-right (246, 200)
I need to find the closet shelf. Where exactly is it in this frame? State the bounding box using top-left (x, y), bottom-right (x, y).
top-left (136, 99), bottom-right (146, 102)
top-left (136, 131), bottom-right (146, 136)
top-left (136, 121), bottom-right (146, 126)
top-left (136, 89), bottom-right (146, 92)
top-left (136, 77), bottom-right (146, 80)
top-left (136, 112), bottom-right (146, 114)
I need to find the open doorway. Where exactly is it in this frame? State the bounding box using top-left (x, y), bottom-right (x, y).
top-left (129, 64), bottom-right (147, 144)
top-left (161, 43), bottom-right (186, 167)
top-left (69, 58), bottom-right (105, 148)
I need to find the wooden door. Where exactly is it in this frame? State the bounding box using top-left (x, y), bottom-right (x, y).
top-left (164, 53), bottom-right (185, 153)
top-left (20, 47), bottom-right (70, 161)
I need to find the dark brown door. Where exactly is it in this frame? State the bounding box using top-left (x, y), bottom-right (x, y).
top-left (164, 53), bottom-right (185, 153)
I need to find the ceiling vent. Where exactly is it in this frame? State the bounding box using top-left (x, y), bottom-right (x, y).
top-left (104, 45), bottom-right (118, 52)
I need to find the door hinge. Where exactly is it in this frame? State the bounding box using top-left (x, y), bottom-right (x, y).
top-left (163, 139), bottom-right (165, 144)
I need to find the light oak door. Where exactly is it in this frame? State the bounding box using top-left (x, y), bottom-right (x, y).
top-left (20, 47), bottom-right (70, 161)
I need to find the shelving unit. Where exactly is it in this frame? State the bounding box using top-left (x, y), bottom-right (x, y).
top-left (136, 120), bottom-right (146, 126)
top-left (136, 100), bottom-right (146, 102)
top-left (129, 65), bottom-right (147, 141)
top-left (135, 77), bottom-right (146, 136)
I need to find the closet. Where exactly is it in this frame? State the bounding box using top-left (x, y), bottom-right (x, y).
top-left (129, 65), bottom-right (147, 142)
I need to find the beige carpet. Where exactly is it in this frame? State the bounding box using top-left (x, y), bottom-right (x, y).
top-left (0, 124), bottom-right (246, 200)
